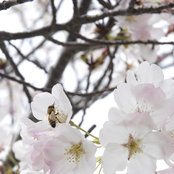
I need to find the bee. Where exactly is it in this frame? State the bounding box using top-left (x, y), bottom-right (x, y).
top-left (47, 103), bottom-right (60, 128)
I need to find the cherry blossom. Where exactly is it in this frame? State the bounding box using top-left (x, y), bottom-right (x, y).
top-left (31, 83), bottom-right (72, 128)
top-left (21, 168), bottom-right (47, 174)
top-left (114, 82), bottom-right (174, 128)
top-left (42, 124), bottom-right (96, 174)
top-left (12, 140), bottom-right (28, 172)
top-left (99, 112), bottom-right (174, 174)
top-left (157, 167), bottom-right (174, 174)
top-left (0, 125), bottom-right (13, 161)
top-left (127, 61), bottom-right (174, 98)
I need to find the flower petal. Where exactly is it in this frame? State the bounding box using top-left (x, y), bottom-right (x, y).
top-left (102, 143), bottom-right (128, 174)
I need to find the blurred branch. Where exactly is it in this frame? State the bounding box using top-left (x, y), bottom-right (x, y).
top-left (128, 0), bottom-right (136, 12)
top-left (97, 0), bottom-right (117, 9)
top-left (9, 42), bottom-right (48, 73)
top-left (45, 0), bottom-right (92, 88)
top-left (85, 124), bottom-right (96, 138)
top-left (0, 24), bottom-right (66, 41)
top-left (72, 0), bottom-right (78, 17)
top-left (0, 42), bottom-right (32, 103)
top-left (50, 0), bottom-right (56, 24)
top-left (0, 0), bottom-right (33, 11)
top-left (72, 33), bottom-right (174, 45)
top-left (77, 3), bottom-right (174, 24)
top-left (0, 72), bottom-right (51, 92)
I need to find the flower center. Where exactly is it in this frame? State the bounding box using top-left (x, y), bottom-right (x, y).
top-left (126, 16), bottom-right (136, 22)
top-left (47, 102), bottom-right (68, 124)
top-left (132, 100), bottom-right (154, 115)
top-left (64, 142), bottom-right (85, 162)
top-left (55, 107), bottom-right (67, 123)
top-left (168, 128), bottom-right (174, 138)
top-left (123, 134), bottom-right (143, 160)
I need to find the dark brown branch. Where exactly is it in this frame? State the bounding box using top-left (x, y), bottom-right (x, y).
top-left (50, 0), bottom-right (56, 24)
top-left (48, 36), bottom-right (95, 49)
top-left (72, 0), bottom-right (78, 17)
top-left (73, 33), bottom-right (174, 45)
top-left (77, 3), bottom-right (174, 24)
top-left (9, 42), bottom-right (48, 73)
top-left (0, 0), bottom-right (33, 11)
top-left (128, 0), bottom-right (136, 12)
top-left (45, 0), bottom-right (92, 89)
top-left (0, 24), bottom-right (66, 41)
top-left (97, 0), bottom-right (117, 9)
top-left (0, 42), bottom-right (32, 102)
top-left (0, 72), bottom-right (51, 92)
top-left (67, 86), bottom-right (116, 96)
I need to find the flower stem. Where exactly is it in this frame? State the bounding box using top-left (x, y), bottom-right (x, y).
top-left (69, 120), bottom-right (98, 139)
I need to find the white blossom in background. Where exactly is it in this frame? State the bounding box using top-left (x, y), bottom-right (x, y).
top-left (12, 140), bottom-right (28, 172)
top-left (0, 125), bottom-right (13, 161)
top-left (42, 124), bottom-right (96, 174)
top-left (157, 167), bottom-right (174, 174)
top-left (20, 168), bottom-right (47, 174)
top-left (99, 112), bottom-right (174, 174)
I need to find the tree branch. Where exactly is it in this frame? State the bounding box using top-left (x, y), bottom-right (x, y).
top-left (77, 3), bottom-right (174, 24)
top-left (0, 0), bottom-right (33, 11)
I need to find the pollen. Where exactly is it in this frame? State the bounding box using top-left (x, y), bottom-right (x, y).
top-left (168, 128), bottom-right (174, 138)
top-left (125, 16), bottom-right (136, 22)
top-left (132, 100), bottom-right (154, 115)
top-left (123, 134), bottom-right (143, 160)
top-left (64, 142), bottom-right (85, 163)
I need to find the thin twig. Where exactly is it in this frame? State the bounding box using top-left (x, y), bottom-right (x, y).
top-left (0, 0), bottom-right (33, 11)
top-left (0, 42), bottom-right (32, 103)
top-left (0, 72), bottom-right (51, 92)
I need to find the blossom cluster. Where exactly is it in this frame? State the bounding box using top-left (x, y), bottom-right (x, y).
top-left (13, 61), bottom-right (174, 174)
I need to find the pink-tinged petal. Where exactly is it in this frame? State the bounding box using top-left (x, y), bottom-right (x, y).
top-left (108, 107), bottom-right (126, 123)
top-left (137, 61), bottom-right (164, 85)
top-left (134, 84), bottom-right (165, 106)
top-left (50, 158), bottom-right (75, 174)
top-left (153, 97), bottom-right (174, 128)
top-left (74, 155), bottom-right (96, 174)
top-left (141, 45), bottom-right (157, 63)
top-left (42, 138), bottom-right (68, 162)
top-left (127, 112), bottom-right (157, 139)
top-left (142, 132), bottom-right (174, 159)
top-left (25, 146), bottom-right (45, 171)
top-left (157, 167), bottom-right (174, 174)
top-left (21, 169), bottom-right (44, 174)
top-left (28, 121), bottom-right (54, 140)
top-left (82, 139), bottom-right (96, 160)
top-left (150, 28), bottom-right (164, 40)
top-left (102, 143), bottom-right (128, 174)
top-left (126, 70), bottom-right (139, 86)
top-left (99, 121), bottom-right (129, 147)
top-left (160, 79), bottom-right (174, 99)
top-left (31, 92), bottom-right (55, 120)
top-left (52, 84), bottom-right (72, 111)
top-left (55, 124), bottom-right (82, 143)
top-left (128, 153), bottom-right (156, 174)
top-left (114, 83), bottom-right (136, 114)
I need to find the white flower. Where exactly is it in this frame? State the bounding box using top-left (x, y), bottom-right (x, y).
top-left (127, 61), bottom-right (174, 99)
top-left (99, 112), bottom-right (174, 174)
top-left (42, 124), bottom-right (96, 174)
top-left (12, 140), bottom-right (28, 172)
top-left (0, 125), bottom-right (13, 161)
top-left (31, 83), bottom-right (72, 128)
top-left (113, 83), bottom-right (174, 128)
